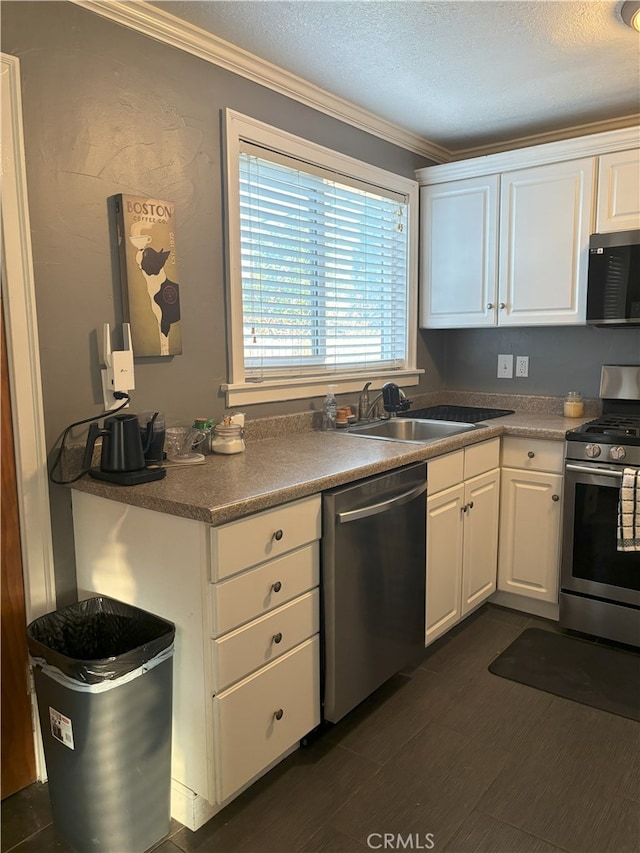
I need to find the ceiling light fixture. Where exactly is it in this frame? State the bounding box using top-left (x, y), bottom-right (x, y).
top-left (620, 1), bottom-right (640, 31)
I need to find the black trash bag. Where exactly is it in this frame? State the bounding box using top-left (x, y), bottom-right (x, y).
top-left (27, 596), bottom-right (175, 684)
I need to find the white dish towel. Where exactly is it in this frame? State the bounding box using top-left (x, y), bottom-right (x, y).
top-left (618, 468), bottom-right (640, 552)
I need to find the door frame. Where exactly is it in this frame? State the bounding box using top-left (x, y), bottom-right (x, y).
top-left (1, 53), bottom-right (56, 779)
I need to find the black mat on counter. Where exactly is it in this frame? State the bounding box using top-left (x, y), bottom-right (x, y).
top-left (402, 405), bottom-right (514, 422)
top-left (488, 628), bottom-right (640, 721)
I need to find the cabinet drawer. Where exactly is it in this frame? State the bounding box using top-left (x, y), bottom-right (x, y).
top-left (210, 494), bottom-right (321, 581)
top-left (428, 450), bottom-right (464, 494)
top-left (464, 438), bottom-right (500, 479)
top-left (502, 437), bottom-right (564, 473)
top-left (210, 543), bottom-right (319, 636)
top-left (212, 590), bottom-right (319, 692)
top-left (213, 636), bottom-right (320, 803)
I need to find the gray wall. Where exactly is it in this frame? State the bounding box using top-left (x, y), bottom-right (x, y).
top-left (2, 1), bottom-right (439, 446)
top-left (1, 1), bottom-right (439, 602)
top-left (442, 326), bottom-right (639, 399)
top-left (3, 2), bottom-right (637, 603)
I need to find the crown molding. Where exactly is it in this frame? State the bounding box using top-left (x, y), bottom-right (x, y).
top-left (452, 114), bottom-right (640, 160)
top-left (66, 1), bottom-right (640, 170)
top-left (69, 0), bottom-right (449, 163)
top-left (416, 125), bottom-right (640, 184)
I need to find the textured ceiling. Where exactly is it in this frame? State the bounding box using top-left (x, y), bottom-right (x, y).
top-left (150, 0), bottom-right (640, 153)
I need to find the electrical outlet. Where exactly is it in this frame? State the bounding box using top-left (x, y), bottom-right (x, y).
top-left (497, 354), bottom-right (513, 379)
top-left (516, 355), bottom-right (529, 378)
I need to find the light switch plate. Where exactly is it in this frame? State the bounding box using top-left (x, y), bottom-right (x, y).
top-left (497, 354), bottom-right (513, 379)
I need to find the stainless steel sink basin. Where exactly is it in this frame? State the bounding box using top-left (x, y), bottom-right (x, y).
top-left (344, 418), bottom-right (479, 443)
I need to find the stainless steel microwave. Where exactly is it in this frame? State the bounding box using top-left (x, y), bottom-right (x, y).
top-left (586, 229), bottom-right (640, 326)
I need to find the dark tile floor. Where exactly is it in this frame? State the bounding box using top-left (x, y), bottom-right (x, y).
top-left (2, 605), bottom-right (638, 853)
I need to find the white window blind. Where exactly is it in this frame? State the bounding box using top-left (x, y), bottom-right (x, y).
top-left (239, 142), bottom-right (410, 380)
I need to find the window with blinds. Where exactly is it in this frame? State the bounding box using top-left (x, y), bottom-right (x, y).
top-left (238, 143), bottom-right (410, 380)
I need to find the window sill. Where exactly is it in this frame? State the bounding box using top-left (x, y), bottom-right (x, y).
top-left (222, 370), bottom-right (424, 407)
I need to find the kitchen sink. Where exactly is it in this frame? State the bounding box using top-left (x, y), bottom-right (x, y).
top-left (344, 418), bottom-right (479, 443)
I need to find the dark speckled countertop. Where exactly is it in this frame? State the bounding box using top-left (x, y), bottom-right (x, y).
top-left (70, 405), bottom-right (591, 525)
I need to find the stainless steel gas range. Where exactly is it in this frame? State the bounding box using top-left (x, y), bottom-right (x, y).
top-left (560, 365), bottom-right (640, 646)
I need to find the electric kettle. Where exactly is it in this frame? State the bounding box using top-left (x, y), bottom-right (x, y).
top-left (83, 413), bottom-right (166, 485)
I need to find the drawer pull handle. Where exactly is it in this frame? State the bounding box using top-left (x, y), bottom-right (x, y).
top-left (527, 451), bottom-right (535, 458)
top-left (552, 494), bottom-right (560, 502)
top-left (272, 581), bottom-right (282, 593)
top-left (273, 529), bottom-right (284, 541)
top-left (273, 632), bottom-right (283, 644)
top-left (274, 708), bottom-right (284, 721)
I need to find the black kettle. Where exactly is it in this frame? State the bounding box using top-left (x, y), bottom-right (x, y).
top-left (83, 413), bottom-right (166, 485)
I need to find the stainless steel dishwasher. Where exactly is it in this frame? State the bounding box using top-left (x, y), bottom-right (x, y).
top-left (322, 462), bottom-right (427, 723)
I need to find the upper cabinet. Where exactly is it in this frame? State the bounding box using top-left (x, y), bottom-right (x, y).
top-left (596, 149), bottom-right (640, 233)
top-left (420, 175), bottom-right (499, 328)
top-left (498, 158), bottom-right (594, 326)
top-left (417, 126), bottom-right (639, 329)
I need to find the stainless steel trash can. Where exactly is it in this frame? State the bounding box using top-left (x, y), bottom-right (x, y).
top-left (27, 596), bottom-right (175, 853)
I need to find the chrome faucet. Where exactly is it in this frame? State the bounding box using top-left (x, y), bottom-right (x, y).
top-left (358, 382), bottom-right (385, 420)
top-left (365, 393), bottom-right (384, 420)
top-left (358, 382), bottom-right (371, 421)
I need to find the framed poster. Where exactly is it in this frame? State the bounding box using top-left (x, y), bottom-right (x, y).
top-left (114, 194), bottom-right (182, 356)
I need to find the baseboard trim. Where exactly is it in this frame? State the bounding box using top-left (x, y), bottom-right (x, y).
top-left (170, 741), bottom-right (301, 832)
top-left (489, 590), bottom-right (559, 621)
top-left (171, 780), bottom-right (220, 832)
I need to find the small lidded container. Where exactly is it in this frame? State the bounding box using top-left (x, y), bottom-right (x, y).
top-left (192, 418), bottom-right (214, 454)
top-left (563, 391), bottom-right (584, 418)
top-left (211, 414), bottom-right (246, 454)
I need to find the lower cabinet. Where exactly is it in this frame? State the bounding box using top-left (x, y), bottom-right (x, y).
top-left (426, 439), bottom-right (500, 645)
top-left (72, 490), bottom-right (321, 831)
top-left (497, 437), bottom-right (564, 603)
top-left (214, 636), bottom-right (319, 802)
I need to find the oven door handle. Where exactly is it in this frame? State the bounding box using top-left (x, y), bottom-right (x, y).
top-left (565, 463), bottom-right (623, 479)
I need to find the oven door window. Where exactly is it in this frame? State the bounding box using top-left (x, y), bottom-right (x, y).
top-left (573, 481), bottom-right (640, 592)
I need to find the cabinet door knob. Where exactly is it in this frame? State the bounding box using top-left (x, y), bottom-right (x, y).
top-left (272, 632), bottom-right (283, 644)
top-left (273, 529), bottom-right (284, 541)
top-left (272, 581), bottom-right (282, 593)
top-left (552, 494), bottom-right (560, 502)
top-left (468, 500), bottom-right (474, 509)
top-left (274, 708), bottom-right (284, 721)
top-left (487, 303), bottom-right (494, 310)
top-left (499, 302), bottom-right (506, 309)
top-left (527, 451), bottom-right (535, 458)
top-left (461, 504), bottom-right (468, 513)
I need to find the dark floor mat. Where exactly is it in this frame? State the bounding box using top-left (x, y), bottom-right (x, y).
top-left (488, 628), bottom-right (640, 721)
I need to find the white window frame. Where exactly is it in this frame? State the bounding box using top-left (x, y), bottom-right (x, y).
top-left (222, 109), bottom-right (422, 407)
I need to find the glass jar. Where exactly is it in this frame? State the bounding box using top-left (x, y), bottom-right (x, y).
top-left (211, 423), bottom-right (245, 454)
top-left (563, 391), bottom-right (584, 418)
top-left (193, 418), bottom-right (214, 454)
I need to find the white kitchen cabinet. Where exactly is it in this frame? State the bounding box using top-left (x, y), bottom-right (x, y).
top-left (419, 158), bottom-right (594, 328)
top-left (417, 126), bottom-right (640, 329)
top-left (596, 149), bottom-right (640, 233)
top-left (419, 175), bottom-right (499, 328)
top-left (426, 439), bottom-right (500, 645)
top-left (498, 158), bottom-right (594, 326)
top-left (214, 636), bottom-right (319, 803)
top-left (497, 437), bottom-right (564, 603)
top-left (426, 481), bottom-right (465, 641)
top-left (72, 490), bottom-right (321, 832)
